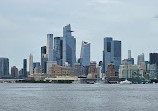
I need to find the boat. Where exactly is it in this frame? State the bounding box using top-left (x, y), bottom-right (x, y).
top-left (120, 79), bottom-right (132, 84)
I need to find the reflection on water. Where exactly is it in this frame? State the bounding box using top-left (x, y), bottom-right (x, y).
top-left (0, 84), bottom-right (158, 111)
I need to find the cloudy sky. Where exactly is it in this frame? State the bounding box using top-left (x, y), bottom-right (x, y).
top-left (0, 0), bottom-right (158, 70)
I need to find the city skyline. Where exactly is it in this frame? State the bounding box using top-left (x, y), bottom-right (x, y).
top-left (0, 0), bottom-right (158, 69)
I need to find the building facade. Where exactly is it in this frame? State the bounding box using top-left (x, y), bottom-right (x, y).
top-left (41, 46), bottom-right (47, 73)
top-left (0, 58), bottom-right (9, 78)
top-left (103, 37), bottom-right (121, 74)
top-left (29, 54), bottom-right (33, 75)
top-left (23, 59), bottom-right (27, 77)
top-left (150, 53), bottom-right (158, 65)
top-left (11, 66), bottom-right (18, 78)
top-left (80, 41), bottom-right (90, 75)
top-left (54, 37), bottom-right (63, 66)
top-left (62, 24), bottom-right (76, 67)
top-left (47, 34), bottom-right (54, 61)
top-left (137, 53), bottom-right (144, 65)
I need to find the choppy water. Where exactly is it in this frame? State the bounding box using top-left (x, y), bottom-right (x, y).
top-left (0, 84), bottom-right (158, 111)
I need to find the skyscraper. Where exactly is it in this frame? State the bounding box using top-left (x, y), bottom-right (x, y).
top-left (150, 53), bottom-right (158, 65)
top-left (102, 37), bottom-right (121, 73)
top-left (41, 46), bottom-right (47, 73)
top-left (0, 58), bottom-right (9, 78)
top-left (54, 37), bottom-right (63, 65)
top-left (29, 54), bottom-right (33, 74)
top-left (23, 59), bottom-right (27, 77)
top-left (63, 24), bottom-right (76, 67)
top-left (111, 40), bottom-right (121, 71)
top-left (80, 41), bottom-right (90, 75)
top-left (137, 53), bottom-right (144, 65)
top-left (47, 34), bottom-right (54, 61)
top-left (46, 34), bottom-right (57, 73)
top-left (102, 37), bottom-right (113, 73)
top-left (80, 41), bottom-right (90, 66)
top-left (11, 66), bottom-right (18, 78)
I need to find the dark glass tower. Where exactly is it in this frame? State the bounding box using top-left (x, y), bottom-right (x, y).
top-left (23, 59), bottom-right (27, 77)
top-left (150, 53), bottom-right (158, 64)
top-left (0, 58), bottom-right (9, 78)
top-left (41, 46), bottom-right (47, 73)
top-left (103, 38), bottom-right (121, 73)
top-left (54, 37), bottom-right (63, 66)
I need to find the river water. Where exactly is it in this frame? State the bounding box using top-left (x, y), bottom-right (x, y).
top-left (0, 84), bottom-right (158, 111)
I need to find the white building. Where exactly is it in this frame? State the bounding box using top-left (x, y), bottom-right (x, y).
top-left (119, 64), bottom-right (140, 79)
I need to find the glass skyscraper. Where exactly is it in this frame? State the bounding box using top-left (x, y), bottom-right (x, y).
top-left (80, 41), bottom-right (90, 75)
top-left (150, 53), bottom-right (158, 65)
top-left (23, 59), bottom-right (27, 77)
top-left (54, 37), bottom-right (63, 66)
top-left (0, 58), bottom-right (9, 78)
top-left (41, 46), bottom-right (47, 73)
top-left (103, 37), bottom-right (121, 74)
top-left (63, 24), bottom-right (76, 67)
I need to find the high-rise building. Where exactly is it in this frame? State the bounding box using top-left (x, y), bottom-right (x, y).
top-left (102, 37), bottom-right (121, 74)
top-left (80, 41), bottom-right (90, 75)
top-left (111, 40), bottom-right (121, 71)
top-left (80, 41), bottom-right (90, 66)
top-left (0, 58), bottom-right (9, 78)
top-left (47, 34), bottom-right (54, 61)
top-left (29, 54), bottom-right (33, 75)
top-left (54, 37), bottom-right (63, 65)
top-left (11, 66), bottom-right (18, 78)
top-left (63, 24), bottom-right (76, 67)
top-left (41, 46), bottom-right (47, 73)
top-left (46, 34), bottom-right (57, 74)
top-left (137, 53), bottom-right (144, 65)
top-left (149, 53), bottom-right (158, 65)
top-left (23, 59), bottom-right (27, 77)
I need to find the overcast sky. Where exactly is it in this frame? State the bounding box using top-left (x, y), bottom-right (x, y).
top-left (0, 0), bottom-right (158, 70)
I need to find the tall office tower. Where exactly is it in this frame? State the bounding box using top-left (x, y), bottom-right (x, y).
top-left (54, 37), bottom-right (63, 65)
top-left (29, 54), bottom-right (33, 75)
top-left (41, 46), bottom-right (47, 73)
top-left (111, 40), bottom-right (121, 71)
top-left (47, 34), bottom-right (54, 61)
top-left (11, 66), bottom-right (18, 78)
top-left (128, 50), bottom-right (131, 59)
top-left (102, 37), bottom-right (121, 73)
top-left (137, 53), bottom-right (144, 65)
top-left (46, 34), bottom-right (57, 73)
top-left (63, 24), bottom-right (76, 67)
top-left (149, 53), bottom-right (158, 64)
top-left (0, 58), bottom-right (9, 78)
top-left (80, 41), bottom-right (90, 75)
top-left (23, 59), bottom-right (27, 77)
